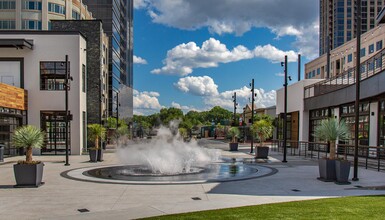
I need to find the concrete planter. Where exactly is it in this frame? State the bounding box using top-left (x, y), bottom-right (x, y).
top-left (89, 149), bottom-right (98, 162)
top-left (0, 145), bottom-right (4, 162)
top-left (229, 143), bottom-right (239, 151)
top-left (14, 163), bottom-right (44, 187)
top-left (255, 146), bottom-right (269, 159)
top-left (335, 160), bottom-right (351, 184)
top-left (97, 149), bottom-right (104, 162)
top-left (318, 158), bottom-right (336, 181)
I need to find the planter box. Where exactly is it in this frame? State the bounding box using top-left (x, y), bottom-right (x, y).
top-left (89, 149), bottom-right (98, 162)
top-left (255, 146), bottom-right (269, 159)
top-left (0, 146), bottom-right (3, 162)
top-left (335, 160), bottom-right (351, 184)
top-left (97, 149), bottom-right (104, 162)
top-left (318, 158), bottom-right (336, 181)
top-left (14, 163), bottom-right (44, 187)
top-left (229, 143), bottom-right (238, 151)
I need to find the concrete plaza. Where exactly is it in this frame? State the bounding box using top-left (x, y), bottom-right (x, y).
top-left (0, 139), bottom-right (385, 220)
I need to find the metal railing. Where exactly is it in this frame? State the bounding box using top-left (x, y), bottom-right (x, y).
top-left (304, 47), bottom-right (385, 99)
top-left (271, 140), bottom-right (385, 171)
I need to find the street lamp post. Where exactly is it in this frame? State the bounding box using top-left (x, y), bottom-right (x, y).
top-left (64, 55), bottom-right (72, 166)
top-left (243, 107), bottom-right (246, 143)
top-left (250, 79), bottom-right (255, 154)
top-left (232, 92), bottom-right (237, 126)
top-left (282, 55), bottom-right (288, 163)
top-left (353, 0), bottom-right (362, 181)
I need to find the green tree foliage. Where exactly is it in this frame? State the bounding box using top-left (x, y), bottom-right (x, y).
top-left (205, 106), bottom-right (232, 124)
top-left (12, 125), bottom-right (45, 163)
top-left (159, 107), bottom-right (184, 125)
top-left (87, 124), bottom-right (106, 149)
top-left (228, 127), bottom-right (240, 143)
top-left (314, 118), bottom-right (349, 160)
top-left (251, 119), bottom-right (274, 147)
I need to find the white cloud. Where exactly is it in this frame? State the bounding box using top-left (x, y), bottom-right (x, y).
top-left (152, 38), bottom-right (297, 76)
top-left (171, 102), bottom-right (198, 112)
top-left (275, 72), bottom-right (285, 77)
top-left (133, 55), bottom-right (148, 64)
top-left (203, 86), bottom-right (276, 112)
top-left (133, 90), bottom-right (162, 110)
top-left (133, 0), bottom-right (149, 9)
top-left (174, 76), bottom-right (219, 96)
top-left (136, 0), bottom-right (319, 57)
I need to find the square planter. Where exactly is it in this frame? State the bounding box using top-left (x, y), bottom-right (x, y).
top-left (229, 143), bottom-right (238, 151)
top-left (89, 149), bottom-right (98, 162)
top-left (14, 163), bottom-right (44, 187)
top-left (335, 160), bottom-right (351, 184)
top-left (255, 146), bottom-right (269, 159)
top-left (318, 158), bottom-right (336, 182)
top-left (97, 149), bottom-right (104, 162)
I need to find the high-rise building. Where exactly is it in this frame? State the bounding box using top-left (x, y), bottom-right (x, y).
top-left (82, 0), bottom-right (134, 121)
top-left (0, 0), bottom-right (93, 30)
top-left (319, 0), bottom-right (385, 55)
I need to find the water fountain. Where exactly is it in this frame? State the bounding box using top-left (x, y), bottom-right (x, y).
top-left (63, 122), bottom-right (276, 184)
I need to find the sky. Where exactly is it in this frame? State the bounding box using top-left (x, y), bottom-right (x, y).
top-left (133, 0), bottom-right (319, 115)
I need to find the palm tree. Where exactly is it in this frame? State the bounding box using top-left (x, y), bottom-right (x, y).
top-left (228, 127), bottom-right (240, 143)
top-left (251, 119), bottom-right (273, 147)
top-left (314, 118), bottom-right (349, 160)
top-left (12, 125), bottom-right (45, 163)
top-left (87, 124), bottom-right (106, 149)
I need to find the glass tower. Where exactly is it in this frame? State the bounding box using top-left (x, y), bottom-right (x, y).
top-left (82, 0), bottom-right (134, 120)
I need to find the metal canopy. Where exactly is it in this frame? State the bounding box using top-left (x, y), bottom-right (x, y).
top-left (0, 39), bottom-right (33, 50)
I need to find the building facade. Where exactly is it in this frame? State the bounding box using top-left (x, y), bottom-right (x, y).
top-left (0, 31), bottom-right (87, 155)
top-left (82, 0), bottom-right (134, 121)
top-left (319, 0), bottom-right (385, 55)
top-left (0, 0), bottom-right (93, 30)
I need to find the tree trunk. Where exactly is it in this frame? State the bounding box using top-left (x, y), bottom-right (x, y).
top-left (26, 146), bottom-right (33, 163)
top-left (95, 137), bottom-right (99, 149)
top-left (329, 141), bottom-right (336, 160)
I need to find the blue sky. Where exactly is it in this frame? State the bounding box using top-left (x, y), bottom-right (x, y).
top-left (133, 0), bottom-right (319, 115)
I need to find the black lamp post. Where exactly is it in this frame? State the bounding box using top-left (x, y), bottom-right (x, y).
top-left (282, 55), bottom-right (288, 163)
top-left (250, 79), bottom-right (255, 154)
top-left (232, 92), bottom-right (237, 126)
top-left (353, 0), bottom-right (362, 181)
top-left (243, 107), bottom-right (246, 143)
top-left (64, 55), bottom-right (72, 166)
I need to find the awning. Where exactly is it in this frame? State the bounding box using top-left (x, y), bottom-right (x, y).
top-left (0, 39), bottom-right (33, 50)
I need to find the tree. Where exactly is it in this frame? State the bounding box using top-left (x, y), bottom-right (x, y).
top-left (159, 107), bottom-right (183, 125)
top-left (314, 118), bottom-right (349, 160)
top-left (251, 119), bottom-right (274, 147)
top-left (228, 127), bottom-right (240, 143)
top-left (205, 106), bottom-right (232, 125)
top-left (12, 125), bottom-right (45, 163)
top-left (87, 124), bottom-right (106, 149)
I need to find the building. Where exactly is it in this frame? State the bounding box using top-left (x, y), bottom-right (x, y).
top-left (306, 24), bottom-right (385, 79)
top-left (51, 20), bottom-right (109, 125)
top-left (82, 0), bottom-right (134, 120)
top-left (0, 31), bottom-right (87, 155)
top-left (0, 0), bottom-right (93, 30)
top-left (319, 0), bottom-right (385, 56)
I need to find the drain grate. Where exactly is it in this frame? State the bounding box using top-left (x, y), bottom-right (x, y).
top-left (77, 209), bottom-right (90, 213)
top-left (191, 197), bottom-right (202, 200)
top-left (291, 189), bottom-right (301, 192)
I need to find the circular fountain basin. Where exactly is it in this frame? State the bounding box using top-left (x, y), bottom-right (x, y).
top-left (62, 161), bottom-right (277, 185)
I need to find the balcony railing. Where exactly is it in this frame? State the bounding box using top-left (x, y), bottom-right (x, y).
top-left (304, 46), bottom-right (385, 99)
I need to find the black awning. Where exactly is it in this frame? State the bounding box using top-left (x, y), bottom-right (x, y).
top-left (0, 39), bottom-right (33, 50)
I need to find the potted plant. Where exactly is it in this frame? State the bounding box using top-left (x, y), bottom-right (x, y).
top-left (228, 127), bottom-right (240, 151)
top-left (87, 124), bottom-right (106, 162)
top-left (251, 119), bottom-right (273, 159)
top-left (314, 118), bottom-right (349, 183)
top-left (12, 125), bottom-right (45, 187)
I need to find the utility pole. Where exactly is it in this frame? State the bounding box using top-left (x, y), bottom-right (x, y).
top-left (232, 92), bottom-right (237, 126)
top-left (283, 55), bottom-right (288, 163)
top-left (250, 79), bottom-right (255, 154)
top-left (64, 55), bottom-right (71, 166)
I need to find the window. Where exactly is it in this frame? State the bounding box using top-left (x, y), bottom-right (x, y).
top-left (0, 0), bottom-right (15, 9)
top-left (22, 1), bottom-right (42, 10)
top-left (72, 10), bottom-right (80, 20)
top-left (21, 20), bottom-right (41, 30)
top-left (376, 40), bottom-right (383, 51)
top-left (0, 20), bottom-right (15, 29)
top-left (348, 53), bottom-right (353, 63)
top-left (48, 2), bottom-right (65, 15)
top-left (360, 48), bottom-right (366, 57)
top-left (40, 61), bottom-right (69, 91)
top-left (317, 68), bottom-right (321, 75)
top-left (82, 64), bottom-right (86, 93)
top-left (369, 44), bottom-right (374, 54)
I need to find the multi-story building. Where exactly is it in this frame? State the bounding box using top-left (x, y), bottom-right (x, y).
top-left (82, 0), bottom-right (134, 121)
top-left (0, 31), bottom-right (88, 155)
top-left (0, 0), bottom-right (93, 30)
top-left (319, 0), bottom-right (385, 56)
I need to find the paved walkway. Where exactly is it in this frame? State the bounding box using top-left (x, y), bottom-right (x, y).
top-left (1, 139), bottom-right (385, 220)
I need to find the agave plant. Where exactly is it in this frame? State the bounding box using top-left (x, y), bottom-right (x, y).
top-left (314, 118), bottom-right (349, 160)
top-left (251, 119), bottom-right (273, 147)
top-left (12, 125), bottom-right (45, 164)
top-left (87, 124), bottom-right (106, 149)
top-left (228, 127), bottom-right (240, 143)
